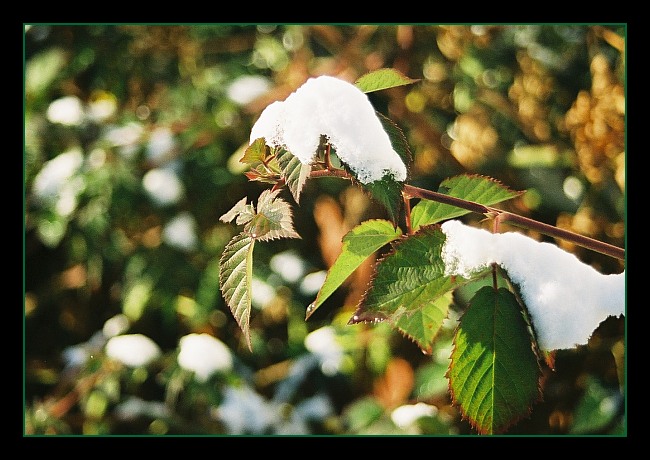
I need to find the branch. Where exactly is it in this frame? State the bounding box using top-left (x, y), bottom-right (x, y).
top-left (309, 169), bottom-right (625, 261)
top-left (404, 184), bottom-right (625, 261)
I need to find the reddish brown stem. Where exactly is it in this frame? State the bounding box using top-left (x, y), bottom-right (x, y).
top-left (309, 169), bottom-right (625, 261)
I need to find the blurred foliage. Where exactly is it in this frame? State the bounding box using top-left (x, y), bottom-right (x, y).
top-left (24, 24), bottom-right (625, 436)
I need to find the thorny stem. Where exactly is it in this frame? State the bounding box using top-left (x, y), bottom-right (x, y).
top-left (309, 168), bottom-right (625, 261)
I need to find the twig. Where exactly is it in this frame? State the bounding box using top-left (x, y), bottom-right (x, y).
top-left (309, 169), bottom-right (625, 261)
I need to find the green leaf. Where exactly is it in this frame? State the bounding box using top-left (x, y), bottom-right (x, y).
top-left (355, 68), bottom-right (420, 93)
top-left (240, 138), bottom-right (282, 184)
top-left (306, 219), bottom-right (402, 320)
top-left (411, 174), bottom-right (523, 231)
top-left (275, 148), bottom-right (311, 203)
top-left (376, 111), bottom-right (413, 179)
top-left (240, 137), bottom-right (269, 165)
top-left (350, 225), bottom-right (464, 350)
top-left (219, 232), bottom-right (255, 350)
top-left (569, 376), bottom-right (624, 434)
top-left (362, 176), bottom-right (404, 227)
top-left (356, 112), bottom-right (412, 226)
top-left (448, 286), bottom-right (542, 435)
top-left (248, 189), bottom-right (300, 241)
top-left (394, 292), bottom-right (452, 354)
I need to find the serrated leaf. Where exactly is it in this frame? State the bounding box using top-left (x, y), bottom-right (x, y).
top-left (306, 219), bottom-right (402, 320)
top-left (220, 197), bottom-right (249, 223)
top-left (355, 68), bottom-right (420, 93)
top-left (219, 232), bottom-right (255, 350)
top-left (350, 225), bottom-right (465, 348)
top-left (240, 138), bottom-right (282, 184)
top-left (240, 137), bottom-right (269, 165)
top-left (394, 292), bottom-right (452, 354)
top-left (276, 148), bottom-right (311, 203)
top-left (362, 175), bottom-right (404, 226)
top-left (355, 112), bottom-right (411, 225)
top-left (376, 111), bottom-right (413, 176)
top-left (246, 189), bottom-right (300, 241)
top-left (448, 286), bottom-right (542, 435)
top-left (411, 174), bottom-right (523, 232)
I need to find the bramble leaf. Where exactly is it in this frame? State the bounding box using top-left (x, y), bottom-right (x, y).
top-left (411, 174), bottom-right (522, 231)
top-left (349, 225), bottom-right (466, 349)
top-left (249, 189), bottom-right (300, 241)
top-left (355, 68), bottom-right (420, 93)
top-left (393, 292), bottom-right (453, 354)
top-left (362, 176), bottom-right (404, 227)
top-left (220, 197), bottom-right (251, 224)
top-left (219, 232), bottom-right (255, 350)
top-left (448, 286), bottom-right (542, 434)
top-left (306, 219), bottom-right (402, 320)
top-left (240, 137), bottom-right (269, 165)
top-left (275, 148), bottom-right (311, 203)
top-left (240, 138), bottom-right (282, 184)
top-left (356, 112), bottom-right (412, 226)
top-left (219, 190), bottom-right (300, 349)
top-left (376, 111), bottom-right (413, 176)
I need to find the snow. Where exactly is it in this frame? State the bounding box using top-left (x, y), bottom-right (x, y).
top-left (304, 326), bottom-right (345, 376)
top-left (105, 334), bottom-right (161, 367)
top-left (440, 220), bottom-right (625, 351)
top-left (249, 75), bottom-right (407, 184)
top-left (177, 333), bottom-right (233, 382)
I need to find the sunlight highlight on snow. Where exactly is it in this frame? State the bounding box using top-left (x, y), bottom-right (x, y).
top-left (249, 75), bottom-right (407, 184)
top-left (440, 220), bottom-right (625, 351)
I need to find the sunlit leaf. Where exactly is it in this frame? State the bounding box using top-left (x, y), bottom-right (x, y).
top-left (276, 148), bottom-right (311, 203)
top-left (220, 197), bottom-right (252, 224)
top-left (240, 137), bottom-right (269, 165)
top-left (355, 68), bottom-right (420, 93)
top-left (247, 189), bottom-right (300, 241)
top-left (350, 225), bottom-right (465, 347)
top-left (219, 232), bottom-right (255, 350)
top-left (307, 219), bottom-right (402, 320)
top-left (240, 138), bottom-right (282, 184)
top-left (448, 286), bottom-right (542, 434)
top-left (393, 292), bottom-right (452, 354)
top-left (411, 174), bottom-right (522, 231)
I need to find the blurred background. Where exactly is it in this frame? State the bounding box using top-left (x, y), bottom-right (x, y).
top-left (24, 24), bottom-right (625, 435)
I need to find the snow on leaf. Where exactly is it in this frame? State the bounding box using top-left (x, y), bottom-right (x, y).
top-left (219, 232), bottom-right (255, 350)
top-left (376, 111), bottom-right (412, 178)
top-left (356, 112), bottom-right (412, 225)
top-left (448, 286), bottom-right (542, 434)
top-left (307, 219), bottom-right (402, 320)
top-left (440, 219), bottom-right (625, 351)
top-left (249, 75), bottom-right (407, 184)
top-left (411, 174), bottom-right (522, 232)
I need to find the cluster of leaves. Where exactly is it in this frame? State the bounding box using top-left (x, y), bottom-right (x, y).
top-left (220, 69), bottom-right (559, 434)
